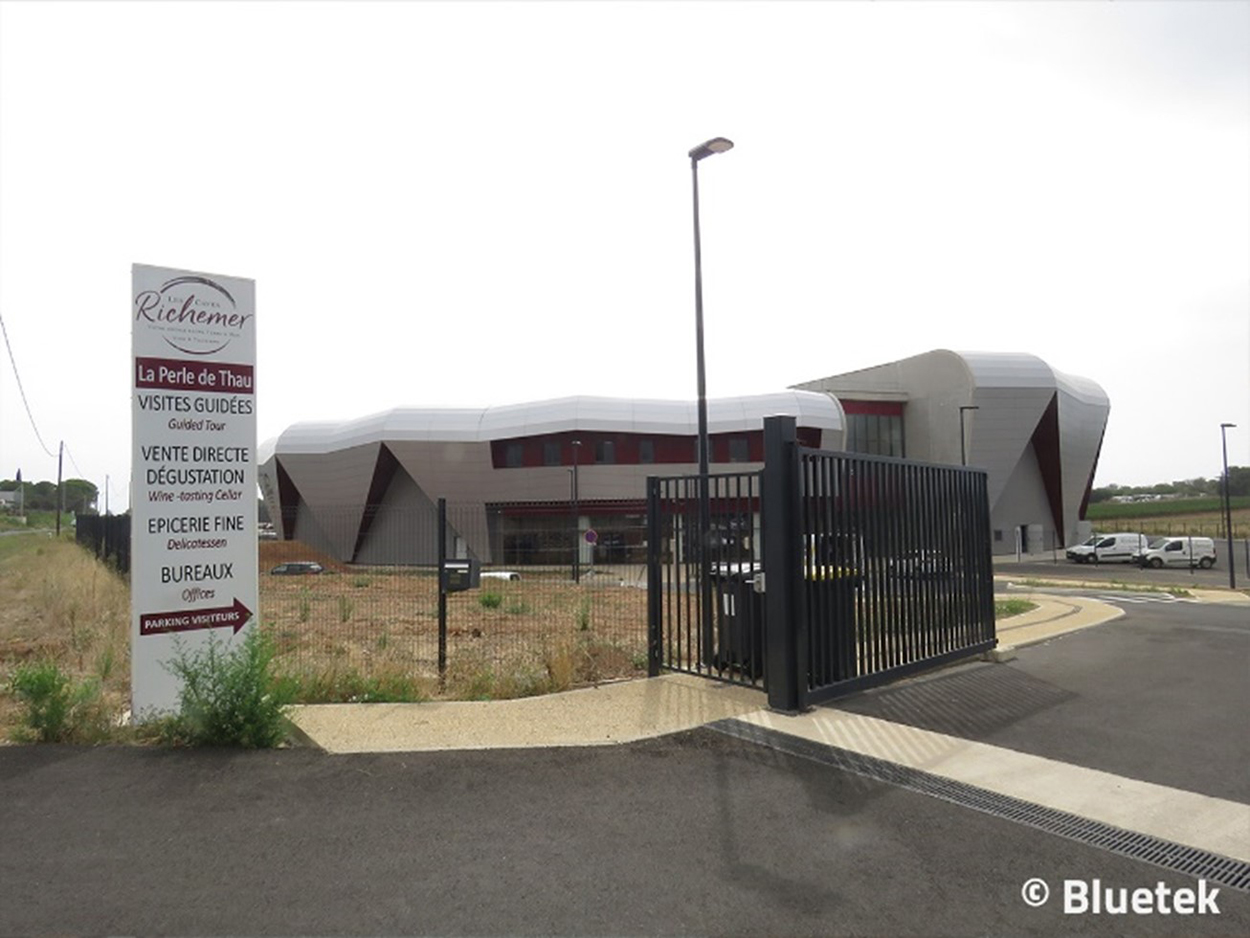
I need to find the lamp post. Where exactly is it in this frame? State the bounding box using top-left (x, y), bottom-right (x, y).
top-left (1221, 423), bottom-right (1236, 589)
top-left (571, 439), bottom-right (582, 584)
top-left (689, 136), bottom-right (733, 666)
top-left (959, 406), bottom-right (979, 467)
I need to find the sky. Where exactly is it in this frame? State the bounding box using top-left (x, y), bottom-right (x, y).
top-left (1, 0), bottom-right (1247, 511)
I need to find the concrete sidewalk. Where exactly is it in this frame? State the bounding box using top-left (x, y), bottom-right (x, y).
top-left (288, 592), bottom-right (1125, 755)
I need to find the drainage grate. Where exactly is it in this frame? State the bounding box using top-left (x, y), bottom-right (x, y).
top-left (707, 718), bottom-right (1250, 893)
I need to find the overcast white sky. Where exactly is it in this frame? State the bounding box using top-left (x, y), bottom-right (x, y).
top-left (1, 0), bottom-right (1247, 510)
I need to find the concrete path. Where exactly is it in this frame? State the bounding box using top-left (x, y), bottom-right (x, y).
top-left (288, 671), bottom-right (764, 753)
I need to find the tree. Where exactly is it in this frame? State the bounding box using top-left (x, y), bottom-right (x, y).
top-left (1225, 466), bottom-right (1249, 498)
top-left (62, 479), bottom-right (98, 514)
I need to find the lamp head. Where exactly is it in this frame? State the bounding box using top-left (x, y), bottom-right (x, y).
top-left (1221, 423), bottom-right (1236, 429)
top-left (689, 137), bottom-right (734, 161)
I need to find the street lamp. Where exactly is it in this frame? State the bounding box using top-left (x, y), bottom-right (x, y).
top-left (959, 405), bottom-right (979, 467)
top-left (689, 136), bottom-right (733, 666)
top-left (571, 439), bottom-right (582, 584)
top-left (1220, 423), bottom-right (1236, 590)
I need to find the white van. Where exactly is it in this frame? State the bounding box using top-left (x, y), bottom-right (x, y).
top-left (1066, 532), bottom-right (1150, 564)
top-left (1134, 536), bottom-right (1217, 569)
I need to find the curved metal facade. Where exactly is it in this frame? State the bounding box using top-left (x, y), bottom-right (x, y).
top-left (258, 392), bottom-right (845, 564)
top-left (794, 350), bottom-right (1109, 553)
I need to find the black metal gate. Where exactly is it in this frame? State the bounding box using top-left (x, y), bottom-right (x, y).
top-left (646, 416), bottom-right (996, 710)
top-left (646, 471), bottom-right (765, 688)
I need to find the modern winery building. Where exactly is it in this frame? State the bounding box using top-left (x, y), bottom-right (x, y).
top-left (258, 350), bottom-right (1109, 563)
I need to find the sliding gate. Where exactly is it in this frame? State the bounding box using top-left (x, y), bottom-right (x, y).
top-left (647, 416), bottom-right (996, 710)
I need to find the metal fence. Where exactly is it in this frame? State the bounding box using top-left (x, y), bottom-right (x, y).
top-left (75, 513), bottom-right (131, 574)
top-left (261, 503), bottom-right (649, 698)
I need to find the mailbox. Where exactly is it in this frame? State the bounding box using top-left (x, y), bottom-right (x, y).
top-left (441, 559), bottom-right (481, 593)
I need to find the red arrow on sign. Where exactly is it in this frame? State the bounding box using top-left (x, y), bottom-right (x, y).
top-left (139, 598), bottom-right (253, 637)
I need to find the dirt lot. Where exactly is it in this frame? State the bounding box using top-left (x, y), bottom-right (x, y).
top-left (258, 541), bottom-right (650, 695)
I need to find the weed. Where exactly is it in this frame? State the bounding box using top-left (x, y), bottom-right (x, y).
top-left (9, 660), bottom-right (109, 743)
top-left (576, 599), bottom-right (592, 631)
top-left (338, 595), bottom-right (354, 623)
top-left (506, 600), bottom-right (531, 615)
top-left (284, 666), bottom-right (430, 703)
top-left (158, 628), bottom-right (295, 748)
top-left (298, 589), bottom-right (311, 623)
top-left (478, 591), bottom-right (503, 610)
top-left (95, 642), bottom-right (117, 683)
top-left (994, 599), bottom-right (1037, 619)
top-left (352, 575), bottom-right (373, 589)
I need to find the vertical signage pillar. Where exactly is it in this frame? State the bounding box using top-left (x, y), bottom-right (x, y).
top-left (130, 265), bottom-right (258, 717)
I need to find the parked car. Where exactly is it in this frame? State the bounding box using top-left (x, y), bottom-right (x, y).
top-left (1066, 532), bottom-right (1149, 564)
top-left (1133, 536), bottom-right (1216, 569)
top-left (269, 561), bottom-right (324, 575)
top-left (481, 570), bottom-right (521, 581)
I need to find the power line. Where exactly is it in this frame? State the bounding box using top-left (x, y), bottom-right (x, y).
top-left (0, 308), bottom-right (56, 458)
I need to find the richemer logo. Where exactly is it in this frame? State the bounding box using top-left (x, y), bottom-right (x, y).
top-left (134, 275), bottom-right (253, 356)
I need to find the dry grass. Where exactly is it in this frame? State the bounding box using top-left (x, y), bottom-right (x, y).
top-left (0, 534), bottom-right (130, 740)
top-left (0, 533), bottom-right (650, 738)
top-left (258, 541), bottom-right (650, 699)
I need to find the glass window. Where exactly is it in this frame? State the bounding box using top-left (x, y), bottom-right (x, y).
top-left (543, 442), bottom-right (561, 467)
top-left (845, 413), bottom-right (904, 457)
top-left (506, 443), bottom-right (523, 468)
top-left (639, 440), bottom-right (655, 464)
top-left (728, 437), bottom-right (749, 463)
top-left (595, 440), bottom-right (615, 464)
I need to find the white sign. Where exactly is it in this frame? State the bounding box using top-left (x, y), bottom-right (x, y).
top-left (130, 264), bottom-right (258, 716)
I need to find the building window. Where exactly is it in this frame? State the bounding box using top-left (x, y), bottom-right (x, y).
top-left (728, 437), bottom-right (750, 463)
top-left (543, 442), bottom-right (561, 467)
top-left (594, 440), bottom-right (615, 464)
top-left (639, 439), bottom-right (655, 464)
top-left (845, 414), bottom-right (904, 458)
top-left (506, 443), bottom-right (524, 468)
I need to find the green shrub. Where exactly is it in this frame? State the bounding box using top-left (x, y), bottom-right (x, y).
top-left (9, 660), bottom-right (109, 743)
top-left (160, 628), bottom-right (295, 748)
top-left (478, 591), bottom-right (503, 609)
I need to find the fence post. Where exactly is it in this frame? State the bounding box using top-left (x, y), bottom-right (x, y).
top-left (762, 415), bottom-right (804, 712)
top-left (646, 477), bottom-right (662, 677)
top-left (437, 497), bottom-right (448, 684)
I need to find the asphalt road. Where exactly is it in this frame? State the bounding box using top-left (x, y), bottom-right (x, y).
top-left (999, 557), bottom-right (1246, 590)
top-left (836, 600), bottom-right (1250, 803)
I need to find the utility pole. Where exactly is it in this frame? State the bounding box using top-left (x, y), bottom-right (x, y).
top-left (55, 441), bottom-right (64, 536)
